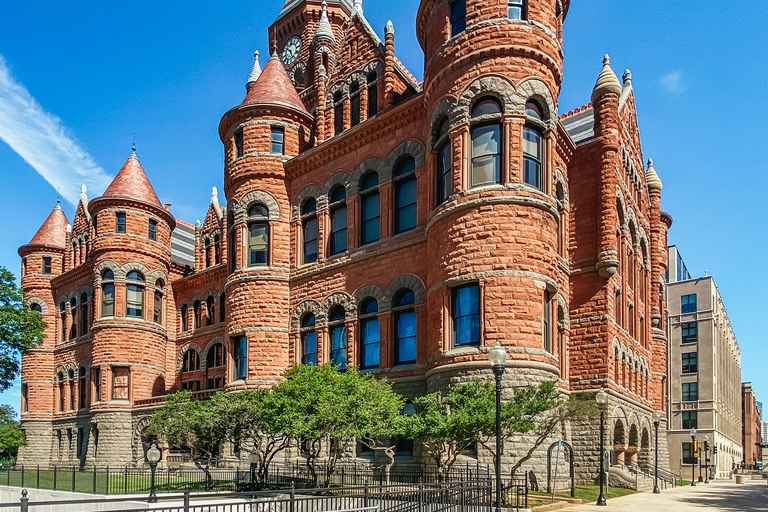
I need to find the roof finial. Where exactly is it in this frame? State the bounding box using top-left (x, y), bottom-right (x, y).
top-left (246, 50), bottom-right (262, 91)
top-left (132, 132), bottom-right (136, 153)
top-left (623, 69), bottom-right (632, 86)
top-left (645, 158), bottom-right (662, 192)
top-left (385, 20), bottom-right (394, 35)
top-left (211, 186), bottom-right (219, 205)
top-left (55, 198), bottom-right (61, 210)
top-left (591, 53), bottom-right (621, 103)
top-left (353, 0), bottom-right (363, 14)
top-left (80, 185), bottom-right (88, 203)
top-left (271, 35), bottom-right (278, 58)
top-left (314, 1), bottom-right (336, 44)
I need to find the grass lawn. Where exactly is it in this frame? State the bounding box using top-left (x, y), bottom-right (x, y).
top-left (529, 484), bottom-right (635, 502)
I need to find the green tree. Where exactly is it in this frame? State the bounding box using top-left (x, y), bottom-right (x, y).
top-left (0, 405), bottom-right (25, 464)
top-left (0, 267), bottom-right (46, 390)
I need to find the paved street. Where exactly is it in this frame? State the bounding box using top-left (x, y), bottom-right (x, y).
top-left (559, 479), bottom-right (768, 512)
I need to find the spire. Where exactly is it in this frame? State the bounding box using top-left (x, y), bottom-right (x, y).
top-left (353, 0), bottom-right (363, 14)
top-left (591, 54), bottom-right (621, 103)
top-left (101, 151), bottom-right (163, 207)
top-left (314, 1), bottom-right (336, 44)
top-left (242, 53), bottom-right (309, 113)
top-left (79, 185), bottom-right (88, 204)
top-left (645, 159), bottom-right (662, 192)
top-left (385, 20), bottom-right (394, 35)
top-left (25, 201), bottom-right (70, 249)
top-left (246, 51), bottom-right (261, 92)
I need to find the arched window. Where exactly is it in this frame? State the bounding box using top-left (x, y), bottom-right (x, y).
top-left (126, 271), bottom-right (145, 318)
top-left (207, 343), bottom-right (225, 368)
top-left (470, 97), bottom-right (502, 187)
top-left (394, 157), bottom-right (417, 233)
top-left (302, 199), bottom-right (318, 264)
top-left (329, 186), bottom-right (347, 256)
top-left (247, 204), bottom-right (269, 266)
top-left (435, 118), bottom-right (452, 205)
top-left (193, 300), bottom-right (202, 328)
top-left (57, 371), bottom-right (65, 412)
top-left (78, 366), bottom-right (87, 409)
top-left (350, 82), bottom-right (360, 127)
top-left (367, 71), bottom-right (378, 118)
top-left (393, 289), bottom-right (416, 364)
top-left (329, 306), bottom-right (347, 370)
top-left (60, 302), bottom-right (66, 341)
top-left (204, 239), bottom-right (211, 268)
top-left (101, 270), bottom-right (115, 318)
top-left (228, 210), bottom-right (237, 273)
top-left (206, 296), bottom-right (215, 326)
top-left (80, 293), bottom-right (88, 335)
top-left (523, 100), bottom-right (545, 190)
top-left (154, 280), bottom-right (164, 325)
top-left (543, 290), bottom-right (551, 352)
top-left (220, 293), bottom-right (226, 323)
top-left (30, 303), bottom-right (42, 314)
top-left (182, 350), bottom-right (200, 373)
top-left (69, 297), bottom-right (77, 339)
top-left (360, 172), bottom-right (380, 245)
top-left (334, 91), bottom-right (344, 136)
top-left (359, 298), bottom-right (379, 369)
top-left (213, 234), bottom-right (221, 264)
top-left (181, 305), bottom-right (188, 332)
top-left (301, 313), bottom-right (317, 365)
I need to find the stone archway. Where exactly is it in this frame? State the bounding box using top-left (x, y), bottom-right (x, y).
top-left (132, 417), bottom-right (160, 467)
top-left (626, 424), bottom-right (639, 466)
top-left (639, 428), bottom-right (651, 467)
top-left (613, 420), bottom-right (627, 465)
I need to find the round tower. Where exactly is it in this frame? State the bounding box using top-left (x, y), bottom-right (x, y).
top-left (86, 150), bottom-right (175, 464)
top-left (219, 51), bottom-right (314, 387)
top-left (16, 202), bottom-right (69, 465)
top-left (414, 0), bottom-right (569, 392)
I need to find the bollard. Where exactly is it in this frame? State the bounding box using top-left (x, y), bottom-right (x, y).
top-left (290, 482), bottom-right (295, 512)
top-left (184, 484), bottom-right (190, 512)
top-left (20, 489), bottom-right (28, 512)
top-left (71, 465), bottom-right (75, 492)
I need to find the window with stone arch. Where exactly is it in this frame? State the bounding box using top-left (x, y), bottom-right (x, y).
top-left (350, 81), bottom-right (361, 127)
top-left (301, 313), bottom-right (317, 365)
top-left (125, 271), bottom-right (145, 319)
top-left (470, 97), bottom-right (503, 188)
top-left (394, 157), bottom-right (417, 234)
top-left (181, 304), bottom-right (189, 332)
top-left (393, 289), bottom-right (417, 365)
top-left (193, 300), bottom-right (202, 328)
top-left (328, 306), bottom-right (347, 370)
top-left (57, 371), bottom-right (65, 412)
top-left (206, 296), bottom-right (215, 326)
top-left (59, 301), bottom-right (66, 341)
top-left (367, 71), bottom-right (378, 118)
top-left (359, 298), bottom-right (379, 369)
top-left (69, 297), bottom-right (77, 340)
top-left (328, 186), bottom-right (347, 256)
top-left (101, 270), bottom-right (115, 318)
top-left (207, 343), bottom-right (225, 368)
top-left (30, 303), bottom-right (42, 314)
top-left (435, 118), bottom-right (452, 206)
top-left (360, 172), bottom-right (380, 245)
top-left (301, 198), bottom-right (319, 264)
top-left (80, 292), bottom-right (89, 335)
top-left (334, 91), bottom-right (344, 136)
top-left (154, 280), bottom-right (164, 325)
top-left (182, 349), bottom-right (200, 373)
top-left (523, 99), bottom-right (546, 190)
top-left (247, 203), bottom-right (270, 266)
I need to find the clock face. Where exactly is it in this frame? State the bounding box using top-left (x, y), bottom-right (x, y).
top-left (282, 36), bottom-right (302, 67)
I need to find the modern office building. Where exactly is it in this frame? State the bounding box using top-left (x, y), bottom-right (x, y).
top-left (666, 246), bottom-right (743, 478)
top-left (743, 383), bottom-right (761, 467)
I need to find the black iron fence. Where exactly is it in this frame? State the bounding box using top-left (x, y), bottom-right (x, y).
top-left (2, 481), bottom-right (494, 512)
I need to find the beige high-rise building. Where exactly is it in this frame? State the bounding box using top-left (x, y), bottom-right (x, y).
top-left (666, 246), bottom-right (742, 479)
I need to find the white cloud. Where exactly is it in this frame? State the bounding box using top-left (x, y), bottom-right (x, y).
top-left (659, 71), bottom-right (688, 96)
top-left (0, 54), bottom-right (112, 206)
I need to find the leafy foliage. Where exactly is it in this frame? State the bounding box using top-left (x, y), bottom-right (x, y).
top-left (0, 267), bottom-right (46, 390)
top-left (0, 405), bottom-right (24, 464)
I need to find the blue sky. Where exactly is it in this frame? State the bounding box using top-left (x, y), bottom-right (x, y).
top-left (0, 1), bottom-right (767, 417)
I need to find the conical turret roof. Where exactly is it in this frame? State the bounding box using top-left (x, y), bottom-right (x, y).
top-left (591, 54), bottom-right (622, 103)
top-left (646, 159), bottom-right (663, 192)
top-left (314, 1), bottom-right (337, 44)
top-left (27, 201), bottom-right (69, 249)
top-left (242, 53), bottom-right (308, 113)
top-left (101, 150), bottom-right (162, 207)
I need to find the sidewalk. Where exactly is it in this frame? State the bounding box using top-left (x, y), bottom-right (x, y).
top-left (558, 479), bottom-right (768, 512)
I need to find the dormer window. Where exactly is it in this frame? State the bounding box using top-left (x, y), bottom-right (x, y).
top-left (450, 0), bottom-right (466, 36)
top-left (270, 127), bottom-right (284, 155)
top-left (116, 213), bottom-right (126, 233)
top-left (508, 0), bottom-right (526, 20)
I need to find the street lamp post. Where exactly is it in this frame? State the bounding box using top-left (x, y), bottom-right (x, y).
top-left (146, 443), bottom-right (161, 503)
top-left (595, 389), bottom-right (609, 506)
top-left (704, 435), bottom-right (709, 484)
top-left (690, 429), bottom-right (697, 486)
top-left (249, 452), bottom-right (260, 491)
top-left (652, 412), bottom-right (661, 494)
top-left (489, 342), bottom-right (507, 512)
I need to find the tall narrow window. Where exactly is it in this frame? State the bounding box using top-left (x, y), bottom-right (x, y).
top-left (94, 368), bottom-right (101, 403)
top-left (329, 186), bottom-right (347, 256)
top-left (329, 306), bottom-right (347, 370)
top-left (229, 226), bottom-right (237, 273)
top-left (450, 0), bottom-right (466, 36)
top-left (69, 297), bottom-right (77, 339)
top-left (148, 219), bottom-right (157, 241)
top-left (367, 71), bottom-right (378, 118)
top-left (126, 271), bottom-right (145, 318)
top-left (471, 98), bottom-right (502, 187)
top-left (393, 289), bottom-right (417, 364)
top-left (116, 212), bottom-right (126, 233)
top-left (682, 382), bottom-right (699, 401)
top-left (194, 300), bottom-right (202, 328)
top-left (80, 293), bottom-right (88, 335)
top-left (394, 157), bottom-right (417, 233)
top-left (22, 384), bottom-right (28, 413)
top-left (182, 350), bottom-right (200, 372)
top-left (302, 199), bottom-right (318, 263)
top-left (681, 294), bottom-right (697, 313)
top-left (301, 313), bottom-right (317, 365)
top-left (101, 270), bottom-right (115, 318)
top-left (43, 257), bottom-right (52, 274)
top-left (79, 368), bottom-right (87, 409)
top-left (181, 305), bottom-right (188, 332)
top-left (452, 283), bottom-right (480, 347)
top-left (334, 91), bottom-right (344, 136)
top-left (235, 130), bottom-right (244, 158)
top-left (57, 372), bottom-right (65, 411)
top-left (206, 296), bottom-right (214, 326)
top-left (154, 280), bottom-right (164, 324)
top-left (682, 321), bottom-right (697, 343)
top-left (435, 119), bottom-right (452, 205)
top-left (233, 336), bottom-right (247, 380)
top-left (508, 0), bottom-right (526, 19)
top-left (220, 293), bottom-right (226, 322)
top-left (213, 234), bottom-right (221, 264)
top-left (60, 302), bottom-right (66, 341)
top-left (359, 298), bottom-right (379, 369)
top-left (271, 126), bottom-right (284, 154)
top-left (360, 172), bottom-right (380, 245)
top-left (111, 367), bottom-right (129, 400)
top-left (524, 101), bottom-right (545, 190)
top-left (68, 369), bottom-right (75, 410)
top-left (543, 291), bottom-right (551, 352)
top-left (247, 204), bottom-right (270, 266)
top-left (350, 82), bottom-right (360, 127)
top-left (682, 352), bottom-right (698, 374)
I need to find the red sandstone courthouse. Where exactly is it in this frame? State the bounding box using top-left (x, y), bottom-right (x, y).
top-left (17, 0), bottom-right (671, 482)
